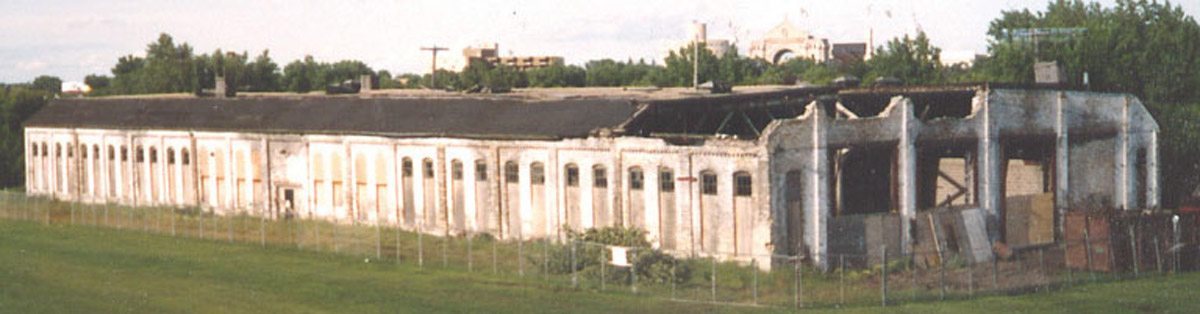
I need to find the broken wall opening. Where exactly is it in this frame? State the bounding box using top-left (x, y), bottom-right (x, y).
top-left (834, 144), bottom-right (896, 216)
top-left (1003, 137), bottom-right (1056, 247)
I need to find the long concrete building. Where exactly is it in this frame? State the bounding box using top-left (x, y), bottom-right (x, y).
top-left (22, 84), bottom-right (1158, 267)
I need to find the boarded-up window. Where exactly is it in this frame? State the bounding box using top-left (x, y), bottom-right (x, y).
top-left (734, 172), bottom-right (752, 196)
top-left (565, 164), bottom-right (579, 186)
top-left (701, 171), bottom-right (717, 195)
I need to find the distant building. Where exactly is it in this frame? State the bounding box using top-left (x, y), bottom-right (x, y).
top-left (831, 43), bottom-right (868, 64)
top-left (750, 20), bottom-right (830, 64)
top-left (462, 44), bottom-right (564, 71)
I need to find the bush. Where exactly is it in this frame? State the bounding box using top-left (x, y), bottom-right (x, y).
top-left (539, 226), bottom-right (691, 285)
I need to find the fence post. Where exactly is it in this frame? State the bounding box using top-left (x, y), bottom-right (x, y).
top-left (796, 257), bottom-right (803, 309)
top-left (1154, 237), bottom-right (1163, 274)
top-left (600, 245), bottom-right (606, 291)
top-left (710, 256), bottom-right (717, 302)
top-left (1084, 217), bottom-right (1096, 282)
top-left (467, 231), bottom-right (474, 272)
top-left (1172, 215), bottom-right (1180, 274)
top-left (992, 252), bottom-right (999, 289)
top-left (940, 249), bottom-right (947, 301)
top-left (572, 240), bottom-right (578, 290)
top-left (839, 254), bottom-right (845, 306)
top-left (881, 245), bottom-right (888, 307)
top-left (752, 258), bottom-right (758, 305)
top-left (1130, 225), bottom-right (1139, 279)
top-left (417, 224), bottom-right (423, 268)
top-left (630, 248), bottom-right (638, 295)
top-left (1039, 247), bottom-right (1047, 292)
top-left (518, 236), bottom-right (524, 277)
top-left (375, 217), bottom-right (381, 260)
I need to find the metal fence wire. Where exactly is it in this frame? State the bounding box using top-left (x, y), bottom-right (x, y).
top-left (0, 190), bottom-right (1197, 310)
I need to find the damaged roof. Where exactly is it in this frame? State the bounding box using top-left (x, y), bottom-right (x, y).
top-left (25, 96), bottom-right (640, 140)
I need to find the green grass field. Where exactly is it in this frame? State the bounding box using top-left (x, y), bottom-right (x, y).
top-left (1, 219), bottom-right (1197, 313)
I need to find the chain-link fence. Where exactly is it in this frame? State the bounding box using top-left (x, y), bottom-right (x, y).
top-left (1, 190), bottom-right (1196, 310)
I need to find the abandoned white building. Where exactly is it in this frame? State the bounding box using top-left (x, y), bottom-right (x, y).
top-left (22, 84), bottom-right (1159, 268)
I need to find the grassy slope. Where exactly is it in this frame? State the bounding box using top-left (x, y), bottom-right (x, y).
top-left (0, 219), bottom-right (1196, 313)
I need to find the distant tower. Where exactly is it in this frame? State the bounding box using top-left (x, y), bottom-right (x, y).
top-left (692, 22), bottom-right (708, 43)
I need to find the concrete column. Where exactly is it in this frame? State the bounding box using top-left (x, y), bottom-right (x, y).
top-left (345, 141), bottom-right (354, 220)
top-left (1054, 92), bottom-right (1070, 239)
top-left (897, 97), bottom-right (918, 253)
top-left (1145, 130), bottom-right (1159, 209)
top-left (1116, 96), bottom-right (1132, 210)
top-left (807, 101), bottom-right (830, 269)
top-left (976, 92), bottom-right (1002, 241)
top-left (367, 149), bottom-right (378, 223)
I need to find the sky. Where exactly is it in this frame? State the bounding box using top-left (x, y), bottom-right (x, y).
top-left (1, 0), bottom-right (1197, 84)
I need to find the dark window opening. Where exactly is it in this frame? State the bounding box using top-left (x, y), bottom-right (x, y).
top-left (80, 146), bottom-right (87, 159)
top-left (182, 149), bottom-right (190, 165)
top-left (136, 146), bottom-right (144, 163)
top-left (108, 146), bottom-right (115, 160)
top-left (735, 172), bottom-right (752, 196)
top-left (701, 172), bottom-right (718, 195)
top-left (67, 146), bottom-right (74, 158)
top-left (629, 168), bottom-right (644, 190)
top-left (593, 166), bottom-right (607, 188)
top-left (120, 146), bottom-right (128, 162)
top-left (423, 159), bottom-right (434, 178)
top-left (531, 163), bottom-right (545, 185)
top-left (55, 144), bottom-right (61, 157)
top-left (452, 160), bottom-right (463, 180)
top-left (475, 160), bottom-right (488, 181)
top-left (565, 165), bottom-right (579, 186)
top-left (660, 169), bottom-right (675, 192)
top-left (167, 148), bottom-right (176, 164)
top-left (505, 162), bottom-right (519, 182)
top-left (31, 144), bottom-right (38, 156)
top-left (93, 145), bottom-right (99, 159)
top-left (149, 147), bottom-right (158, 163)
top-left (41, 143), bottom-right (47, 157)
top-left (402, 158), bottom-right (413, 177)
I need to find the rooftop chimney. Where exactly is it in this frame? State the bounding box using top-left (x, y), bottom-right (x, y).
top-left (360, 75), bottom-right (374, 91)
top-left (214, 76), bottom-right (228, 98)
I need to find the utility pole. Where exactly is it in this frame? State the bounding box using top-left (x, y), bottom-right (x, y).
top-left (421, 46), bottom-right (449, 90)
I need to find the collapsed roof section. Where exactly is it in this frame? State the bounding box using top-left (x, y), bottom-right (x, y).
top-left (29, 84), bottom-right (1114, 142)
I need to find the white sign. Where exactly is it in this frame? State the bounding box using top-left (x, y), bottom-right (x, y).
top-left (610, 246), bottom-right (631, 267)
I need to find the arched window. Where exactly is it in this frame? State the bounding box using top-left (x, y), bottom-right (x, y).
top-left (80, 146), bottom-right (87, 159)
top-left (701, 171), bottom-right (718, 195)
top-left (628, 167), bottom-right (644, 190)
top-left (41, 143), bottom-right (47, 157)
top-left (422, 158), bottom-right (435, 178)
top-left (67, 145), bottom-right (74, 158)
top-left (504, 161), bottom-right (519, 183)
top-left (149, 147), bottom-right (158, 163)
top-left (659, 167), bottom-right (675, 192)
top-left (55, 143), bottom-right (61, 157)
top-left (564, 164), bottom-right (579, 186)
top-left (107, 145), bottom-right (115, 160)
top-left (120, 146), bottom-right (128, 162)
top-left (31, 143), bottom-right (38, 156)
top-left (530, 162), bottom-right (545, 185)
top-left (181, 148), bottom-right (190, 165)
top-left (734, 172), bottom-right (752, 196)
top-left (167, 148), bottom-right (176, 165)
top-left (136, 146), bottom-right (145, 163)
top-left (401, 157), bottom-right (413, 177)
top-left (451, 160), bottom-right (463, 180)
top-left (593, 165), bottom-right (608, 188)
top-left (475, 159), bottom-right (488, 181)
top-left (93, 145), bottom-right (99, 159)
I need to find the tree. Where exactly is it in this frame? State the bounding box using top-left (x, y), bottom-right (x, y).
top-left (84, 74), bottom-right (111, 91)
top-left (245, 50), bottom-right (282, 92)
top-left (526, 64), bottom-right (586, 87)
top-left (30, 76), bottom-right (62, 95)
top-left (865, 31), bottom-right (944, 85)
top-left (283, 56), bottom-right (319, 93)
top-left (0, 87), bottom-right (48, 187)
top-left (663, 42), bottom-right (719, 87)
